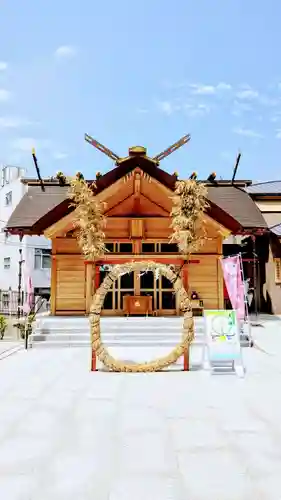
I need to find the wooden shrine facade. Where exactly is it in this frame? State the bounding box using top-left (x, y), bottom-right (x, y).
top-left (6, 146), bottom-right (268, 317)
top-left (42, 168), bottom-right (246, 317)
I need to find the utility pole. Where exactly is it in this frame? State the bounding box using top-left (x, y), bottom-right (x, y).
top-left (17, 248), bottom-right (24, 321)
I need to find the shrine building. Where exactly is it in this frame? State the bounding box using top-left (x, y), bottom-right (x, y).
top-left (6, 145), bottom-right (267, 317)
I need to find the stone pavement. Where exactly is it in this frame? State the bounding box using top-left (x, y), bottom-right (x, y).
top-left (0, 320), bottom-right (281, 499)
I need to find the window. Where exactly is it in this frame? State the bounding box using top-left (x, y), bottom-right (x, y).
top-left (5, 191), bottom-right (12, 206)
top-left (119, 242), bottom-right (133, 253)
top-left (159, 243), bottom-right (178, 253)
top-left (274, 258), bottom-right (281, 284)
top-left (104, 242), bottom-right (133, 253)
top-left (142, 242), bottom-right (156, 253)
top-left (34, 248), bottom-right (51, 269)
top-left (105, 242), bottom-right (114, 252)
top-left (3, 257), bottom-right (10, 269)
top-left (2, 293), bottom-right (9, 308)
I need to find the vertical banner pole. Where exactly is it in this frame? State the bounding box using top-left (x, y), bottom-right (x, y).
top-left (238, 252), bottom-right (251, 343)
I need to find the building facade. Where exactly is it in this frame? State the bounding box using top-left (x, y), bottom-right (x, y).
top-left (247, 181), bottom-right (281, 314)
top-left (6, 148), bottom-right (267, 317)
top-left (0, 165), bottom-right (51, 313)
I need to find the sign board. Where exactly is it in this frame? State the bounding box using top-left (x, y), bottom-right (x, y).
top-left (204, 310), bottom-right (242, 363)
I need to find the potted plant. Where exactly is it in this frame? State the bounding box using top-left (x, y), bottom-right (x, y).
top-left (76, 171), bottom-right (84, 181)
top-left (0, 315), bottom-right (8, 340)
top-left (56, 171), bottom-right (67, 186)
top-left (13, 313), bottom-right (35, 340)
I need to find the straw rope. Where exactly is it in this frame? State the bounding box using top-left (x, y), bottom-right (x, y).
top-left (90, 261), bottom-right (194, 372)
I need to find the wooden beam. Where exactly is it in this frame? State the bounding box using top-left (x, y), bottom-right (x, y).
top-left (50, 239), bottom-right (57, 315)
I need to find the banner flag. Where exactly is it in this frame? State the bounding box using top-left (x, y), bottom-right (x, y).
top-left (221, 255), bottom-right (245, 321)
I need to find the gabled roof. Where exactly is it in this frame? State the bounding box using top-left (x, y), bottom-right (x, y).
top-left (6, 157), bottom-right (267, 235)
top-left (247, 180), bottom-right (281, 195)
top-left (207, 186), bottom-right (266, 230)
top-left (6, 185), bottom-right (70, 231)
top-left (270, 223), bottom-right (281, 237)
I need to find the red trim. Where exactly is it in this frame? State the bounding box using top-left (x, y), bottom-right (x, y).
top-left (183, 349), bottom-right (189, 371)
top-left (85, 257), bottom-right (201, 265)
top-left (87, 257), bottom-right (184, 265)
top-left (95, 265), bottom-right (100, 289)
top-left (182, 264), bottom-right (188, 290)
top-left (91, 350), bottom-right (97, 371)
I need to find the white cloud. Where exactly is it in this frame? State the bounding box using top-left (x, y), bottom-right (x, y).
top-left (190, 84), bottom-right (216, 95)
top-left (0, 116), bottom-right (33, 128)
top-left (189, 82), bottom-right (232, 95)
top-left (53, 152), bottom-right (68, 160)
top-left (217, 82), bottom-right (232, 91)
top-left (276, 129), bottom-right (281, 139)
top-left (54, 45), bottom-right (77, 59)
top-left (0, 62), bottom-right (7, 71)
top-left (233, 127), bottom-right (263, 138)
top-left (0, 89), bottom-right (11, 102)
top-left (236, 89), bottom-right (259, 100)
top-left (157, 101), bottom-right (174, 115)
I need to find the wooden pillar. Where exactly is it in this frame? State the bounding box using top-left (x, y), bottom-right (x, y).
top-left (183, 348), bottom-right (189, 371)
top-left (182, 261), bottom-right (189, 291)
top-left (95, 265), bottom-right (100, 291)
top-left (91, 349), bottom-right (97, 371)
top-left (50, 239), bottom-right (57, 315)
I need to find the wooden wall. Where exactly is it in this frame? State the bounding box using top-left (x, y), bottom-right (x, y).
top-left (188, 255), bottom-right (223, 310)
top-left (50, 218), bottom-right (224, 315)
top-left (51, 238), bottom-right (86, 315)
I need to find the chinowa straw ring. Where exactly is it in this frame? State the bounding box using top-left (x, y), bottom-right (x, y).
top-left (89, 261), bottom-right (194, 372)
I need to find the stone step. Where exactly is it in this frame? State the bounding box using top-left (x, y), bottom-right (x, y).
top-left (32, 330), bottom-right (204, 339)
top-left (29, 336), bottom-right (205, 346)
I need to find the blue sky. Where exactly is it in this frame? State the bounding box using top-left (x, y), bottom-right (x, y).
top-left (0, 0), bottom-right (281, 181)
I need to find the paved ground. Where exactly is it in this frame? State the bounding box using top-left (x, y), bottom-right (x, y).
top-left (1, 316), bottom-right (281, 499)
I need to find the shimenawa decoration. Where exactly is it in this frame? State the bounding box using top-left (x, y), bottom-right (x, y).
top-left (170, 179), bottom-right (208, 254)
top-left (70, 174), bottom-right (207, 372)
top-left (90, 261), bottom-right (193, 372)
top-left (68, 176), bottom-right (106, 261)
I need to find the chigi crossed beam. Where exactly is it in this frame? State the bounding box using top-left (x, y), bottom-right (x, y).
top-left (84, 133), bottom-right (191, 165)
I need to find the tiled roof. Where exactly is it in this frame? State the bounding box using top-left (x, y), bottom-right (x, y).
top-left (6, 164), bottom-right (267, 233)
top-left (247, 181), bottom-right (281, 195)
top-left (6, 185), bottom-right (69, 228)
top-left (270, 223), bottom-right (281, 237)
top-left (207, 186), bottom-right (267, 229)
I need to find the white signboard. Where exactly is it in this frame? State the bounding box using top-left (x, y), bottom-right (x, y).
top-left (204, 310), bottom-right (244, 375)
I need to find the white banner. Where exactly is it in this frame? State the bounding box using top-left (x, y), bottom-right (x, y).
top-left (204, 310), bottom-right (242, 363)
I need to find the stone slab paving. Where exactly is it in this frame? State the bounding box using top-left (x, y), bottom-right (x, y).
top-left (0, 322), bottom-right (281, 498)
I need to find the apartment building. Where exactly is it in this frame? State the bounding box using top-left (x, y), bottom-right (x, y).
top-left (0, 165), bottom-right (51, 313)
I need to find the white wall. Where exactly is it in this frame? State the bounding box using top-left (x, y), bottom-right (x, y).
top-left (0, 166), bottom-right (51, 294)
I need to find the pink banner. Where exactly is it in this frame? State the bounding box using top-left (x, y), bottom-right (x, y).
top-left (221, 255), bottom-right (245, 321)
